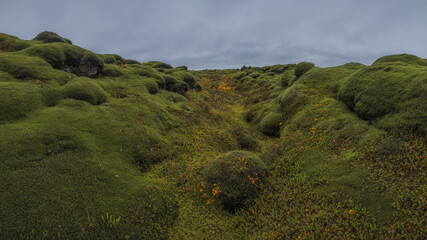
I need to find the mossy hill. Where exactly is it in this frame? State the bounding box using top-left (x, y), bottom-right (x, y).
top-left (0, 32), bottom-right (425, 239)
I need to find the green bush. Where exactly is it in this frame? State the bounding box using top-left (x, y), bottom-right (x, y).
top-left (294, 61), bottom-right (314, 78)
top-left (33, 31), bottom-right (72, 44)
top-left (64, 77), bottom-right (108, 105)
top-left (203, 151), bottom-right (267, 211)
top-left (132, 65), bottom-right (165, 88)
top-left (258, 112), bottom-right (282, 137)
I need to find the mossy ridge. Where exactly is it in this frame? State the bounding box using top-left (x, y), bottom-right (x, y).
top-left (0, 33), bottom-right (34, 52)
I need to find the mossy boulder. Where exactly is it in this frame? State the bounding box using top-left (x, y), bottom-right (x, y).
top-left (259, 112), bottom-right (282, 137)
top-left (33, 31), bottom-right (72, 44)
top-left (23, 43), bottom-right (104, 78)
top-left (203, 151), bottom-right (267, 211)
top-left (279, 85), bottom-right (311, 120)
top-left (0, 82), bottom-right (43, 122)
top-left (294, 61), bottom-right (314, 78)
top-left (131, 65), bottom-right (165, 88)
top-left (64, 77), bottom-right (108, 105)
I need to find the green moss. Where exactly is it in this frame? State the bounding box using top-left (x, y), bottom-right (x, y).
top-left (145, 79), bottom-right (159, 94)
top-left (232, 129), bottom-right (259, 150)
top-left (258, 112), bottom-right (282, 137)
top-left (294, 61), bottom-right (315, 78)
top-left (173, 71), bottom-right (201, 91)
top-left (145, 61), bottom-right (173, 69)
top-left (33, 31), bottom-right (72, 44)
top-left (373, 54), bottom-right (427, 66)
top-left (0, 82), bottom-right (43, 122)
top-left (64, 77), bottom-right (108, 105)
top-left (203, 151), bottom-right (267, 211)
top-left (0, 33), bottom-right (33, 52)
top-left (279, 84), bottom-right (312, 120)
top-left (102, 64), bottom-right (123, 77)
top-left (23, 43), bottom-right (104, 78)
top-left (124, 59), bottom-right (140, 65)
top-left (103, 54), bottom-right (124, 64)
top-left (0, 52), bottom-right (73, 84)
top-left (175, 66), bottom-right (188, 71)
top-left (338, 60), bottom-right (427, 136)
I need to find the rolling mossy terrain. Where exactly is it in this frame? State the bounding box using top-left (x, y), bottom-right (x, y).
top-left (0, 32), bottom-right (425, 239)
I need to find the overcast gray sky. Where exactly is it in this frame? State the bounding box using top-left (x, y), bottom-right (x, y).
top-left (1, 0), bottom-right (426, 69)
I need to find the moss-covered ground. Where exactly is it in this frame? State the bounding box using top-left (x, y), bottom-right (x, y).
top-left (0, 32), bottom-right (426, 239)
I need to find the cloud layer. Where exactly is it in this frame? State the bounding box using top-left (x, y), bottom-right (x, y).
top-left (1, 0), bottom-right (427, 69)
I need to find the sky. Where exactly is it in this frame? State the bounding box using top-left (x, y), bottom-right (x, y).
top-left (1, 0), bottom-right (427, 69)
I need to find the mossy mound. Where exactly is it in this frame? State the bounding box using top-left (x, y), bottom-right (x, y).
top-left (64, 77), bottom-right (108, 105)
top-left (373, 54), bottom-right (427, 67)
top-left (131, 65), bottom-right (165, 88)
top-left (258, 112), bottom-right (282, 137)
top-left (175, 66), bottom-right (188, 71)
top-left (203, 151), bottom-right (267, 211)
top-left (294, 61), bottom-right (315, 78)
top-left (102, 64), bottom-right (123, 77)
top-left (124, 59), bottom-right (140, 65)
top-left (23, 43), bottom-right (104, 78)
top-left (173, 71), bottom-right (201, 91)
top-left (0, 52), bottom-right (73, 83)
top-left (279, 84), bottom-right (312, 120)
top-left (103, 54), bottom-right (124, 65)
top-left (145, 61), bottom-right (173, 69)
top-left (338, 60), bottom-right (427, 136)
top-left (0, 82), bottom-right (43, 122)
top-left (33, 31), bottom-right (72, 44)
top-left (145, 79), bottom-right (159, 94)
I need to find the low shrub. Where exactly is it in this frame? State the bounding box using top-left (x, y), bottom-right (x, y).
top-left (294, 61), bottom-right (314, 78)
top-left (203, 151), bottom-right (267, 211)
top-left (64, 77), bottom-right (108, 105)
